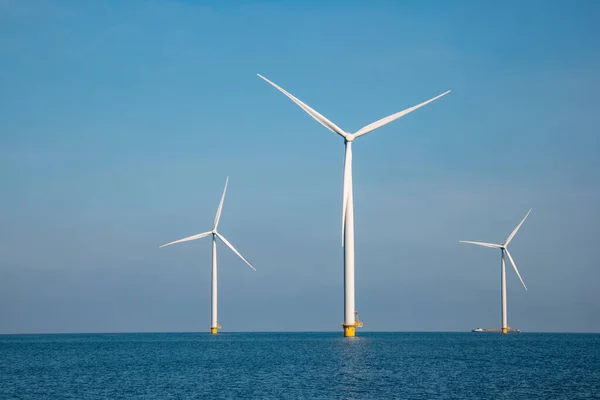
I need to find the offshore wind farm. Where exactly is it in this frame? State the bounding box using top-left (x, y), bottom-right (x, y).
top-left (2, 1), bottom-right (600, 399)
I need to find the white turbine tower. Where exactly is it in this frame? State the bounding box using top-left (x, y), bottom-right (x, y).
top-left (258, 73), bottom-right (450, 336)
top-left (460, 209), bottom-right (532, 334)
top-left (159, 177), bottom-right (255, 334)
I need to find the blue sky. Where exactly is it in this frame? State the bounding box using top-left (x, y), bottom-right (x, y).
top-left (1, 0), bottom-right (599, 333)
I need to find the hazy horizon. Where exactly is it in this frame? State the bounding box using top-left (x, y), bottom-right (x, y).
top-left (2, 330), bottom-right (599, 335)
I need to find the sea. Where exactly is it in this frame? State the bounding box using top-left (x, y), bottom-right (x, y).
top-left (1, 332), bottom-right (599, 399)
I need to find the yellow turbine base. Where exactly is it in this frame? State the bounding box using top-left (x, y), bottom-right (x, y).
top-left (210, 327), bottom-right (218, 334)
top-left (343, 326), bottom-right (356, 337)
top-left (502, 327), bottom-right (508, 334)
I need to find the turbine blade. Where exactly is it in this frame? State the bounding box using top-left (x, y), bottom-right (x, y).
top-left (341, 143), bottom-right (352, 246)
top-left (505, 208), bottom-right (532, 246)
top-left (257, 74), bottom-right (347, 138)
top-left (214, 177), bottom-right (229, 230)
top-left (215, 232), bottom-right (256, 271)
top-left (505, 248), bottom-right (528, 290)
top-left (459, 240), bottom-right (502, 249)
top-left (160, 231), bottom-right (212, 248)
top-left (353, 91), bottom-right (451, 139)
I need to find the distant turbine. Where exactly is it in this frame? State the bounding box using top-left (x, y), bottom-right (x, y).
top-left (258, 73), bottom-right (450, 337)
top-left (460, 209), bottom-right (532, 334)
top-left (160, 177), bottom-right (255, 334)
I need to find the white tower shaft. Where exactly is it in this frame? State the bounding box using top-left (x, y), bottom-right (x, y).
top-left (501, 249), bottom-right (508, 334)
top-left (343, 141), bottom-right (356, 336)
top-left (211, 234), bottom-right (218, 333)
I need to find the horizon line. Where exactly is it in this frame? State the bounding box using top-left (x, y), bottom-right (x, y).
top-left (2, 330), bottom-right (599, 335)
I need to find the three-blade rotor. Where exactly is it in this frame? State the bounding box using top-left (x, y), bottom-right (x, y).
top-left (257, 73), bottom-right (450, 245)
top-left (459, 209), bottom-right (532, 290)
top-left (159, 177), bottom-right (255, 271)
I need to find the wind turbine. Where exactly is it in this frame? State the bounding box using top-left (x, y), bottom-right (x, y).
top-left (460, 209), bottom-right (532, 334)
top-left (159, 177), bottom-right (255, 334)
top-left (258, 73), bottom-right (450, 336)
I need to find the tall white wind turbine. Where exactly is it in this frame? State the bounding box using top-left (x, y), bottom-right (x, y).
top-left (460, 209), bottom-right (532, 334)
top-left (159, 177), bottom-right (255, 334)
top-left (258, 74), bottom-right (450, 336)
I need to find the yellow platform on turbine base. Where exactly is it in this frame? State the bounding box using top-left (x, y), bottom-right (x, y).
top-left (343, 325), bottom-right (355, 337)
top-left (210, 322), bottom-right (222, 335)
top-left (342, 312), bottom-right (363, 337)
top-left (502, 327), bottom-right (509, 334)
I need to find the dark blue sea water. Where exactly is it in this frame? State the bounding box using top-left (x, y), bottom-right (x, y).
top-left (1, 332), bottom-right (599, 399)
